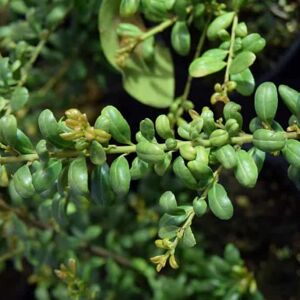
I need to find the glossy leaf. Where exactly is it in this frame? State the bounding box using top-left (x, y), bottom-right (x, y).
top-left (230, 51), bottom-right (256, 75)
top-left (173, 156), bottom-right (198, 189)
top-left (282, 140), bottom-right (300, 168)
top-left (91, 163), bottom-right (115, 204)
top-left (234, 150), bottom-right (258, 188)
top-left (99, 0), bottom-right (174, 108)
top-left (278, 85), bottom-right (300, 117)
top-left (202, 49), bottom-right (228, 60)
top-left (209, 129), bottom-right (229, 147)
top-left (248, 147), bottom-right (266, 173)
top-left (207, 12), bottom-right (235, 40)
top-left (38, 109), bottom-right (73, 148)
top-left (189, 57), bottom-right (226, 78)
top-left (208, 183), bottom-right (233, 220)
top-left (216, 145), bottom-right (237, 169)
top-left (242, 33), bottom-right (266, 53)
top-left (136, 140), bottom-right (165, 163)
top-left (119, 0), bottom-right (140, 17)
top-left (15, 129), bottom-right (34, 154)
top-left (13, 165), bottom-right (35, 198)
top-left (254, 82), bottom-right (278, 123)
top-left (230, 68), bottom-right (255, 96)
top-left (90, 141), bottom-right (107, 165)
top-left (0, 114), bottom-right (17, 147)
top-left (102, 105), bottom-right (131, 144)
top-left (130, 157), bottom-right (151, 180)
top-left (182, 226), bottom-right (196, 248)
top-left (154, 152), bottom-right (172, 176)
top-left (110, 156), bottom-right (131, 196)
top-left (155, 114), bottom-right (174, 139)
top-left (193, 197), bottom-right (207, 217)
top-left (159, 191), bottom-right (177, 212)
top-left (32, 159), bottom-right (62, 193)
top-left (253, 129), bottom-right (286, 152)
top-left (288, 165), bottom-right (300, 190)
top-left (171, 21), bottom-right (191, 56)
top-left (68, 157), bottom-right (89, 199)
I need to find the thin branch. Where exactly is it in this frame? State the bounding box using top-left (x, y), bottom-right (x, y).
top-left (0, 131), bottom-right (300, 164)
top-left (88, 245), bottom-right (133, 268)
top-left (224, 14), bottom-right (239, 86)
top-left (0, 199), bottom-right (49, 230)
top-left (181, 17), bottom-right (211, 102)
top-left (0, 198), bottom-right (134, 268)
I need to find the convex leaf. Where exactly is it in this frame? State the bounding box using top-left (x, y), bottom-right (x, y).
top-left (254, 82), bottom-right (278, 124)
top-left (208, 183), bottom-right (233, 220)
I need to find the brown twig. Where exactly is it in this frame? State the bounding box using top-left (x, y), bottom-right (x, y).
top-left (0, 198), bottom-right (133, 268)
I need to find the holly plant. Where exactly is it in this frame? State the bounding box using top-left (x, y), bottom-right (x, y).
top-left (0, 0), bottom-right (299, 299)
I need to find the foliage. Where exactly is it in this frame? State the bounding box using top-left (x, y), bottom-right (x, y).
top-left (0, 0), bottom-right (299, 299)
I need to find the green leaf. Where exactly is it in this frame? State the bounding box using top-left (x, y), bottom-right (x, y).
top-left (15, 129), bottom-right (34, 154)
top-left (201, 107), bottom-right (216, 134)
top-left (254, 82), bottom-right (278, 123)
top-left (0, 114), bottom-right (17, 147)
top-left (13, 165), bottom-right (35, 198)
top-left (282, 140), bottom-right (300, 168)
top-left (242, 33), bottom-right (266, 53)
top-left (248, 147), bottom-right (265, 173)
top-left (159, 212), bottom-right (187, 228)
top-left (207, 12), bottom-right (235, 40)
top-left (0, 165), bottom-right (8, 188)
top-left (189, 57), bottom-right (226, 78)
top-left (102, 106), bottom-right (131, 144)
top-left (223, 102), bottom-right (243, 129)
top-left (90, 141), bottom-right (107, 165)
top-left (230, 68), bottom-right (255, 96)
top-left (208, 183), bottom-right (233, 220)
top-left (140, 118), bottom-right (155, 141)
top-left (234, 150), bottom-right (258, 188)
top-left (154, 151), bottom-right (172, 176)
top-left (99, 0), bottom-right (174, 108)
top-left (209, 129), bottom-right (229, 147)
top-left (38, 109), bottom-right (73, 148)
top-left (171, 21), bottom-right (191, 56)
top-left (202, 48), bottom-right (228, 60)
top-left (116, 23), bottom-right (142, 37)
top-left (187, 160), bottom-right (213, 187)
top-left (52, 194), bottom-right (67, 227)
top-left (91, 163), bottom-right (115, 204)
top-left (32, 159), bottom-right (62, 193)
top-left (136, 140), bottom-right (165, 163)
top-left (8, 181), bottom-right (23, 206)
top-left (11, 86), bottom-right (29, 112)
top-left (193, 197), bottom-right (207, 217)
top-left (158, 225), bottom-right (178, 239)
top-left (68, 157), bottom-right (89, 198)
top-left (182, 226), bottom-right (196, 248)
top-left (253, 129), bottom-right (286, 152)
top-left (119, 0), bottom-right (140, 17)
top-left (173, 156), bottom-right (198, 189)
top-left (229, 51), bottom-right (256, 75)
top-left (224, 243), bottom-right (242, 265)
top-left (155, 114), bottom-right (174, 139)
top-left (288, 165), bottom-right (300, 190)
top-left (110, 156), bottom-right (131, 196)
top-left (159, 191), bottom-right (177, 212)
top-left (130, 157), bottom-right (151, 180)
top-left (216, 144), bottom-right (237, 169)
top-left (278, 85), bottom-right (300, 117)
